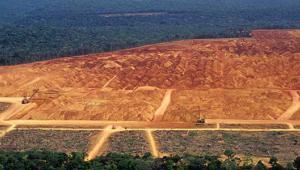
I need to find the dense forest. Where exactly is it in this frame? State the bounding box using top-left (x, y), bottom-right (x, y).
top-left (0, 0), bottom-right (300, 65)
top-left (0, 150), bottom-right (299, 170)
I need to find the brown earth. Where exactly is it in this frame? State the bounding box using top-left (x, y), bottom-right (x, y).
top-left (0, 29), bottom-right (300, 121)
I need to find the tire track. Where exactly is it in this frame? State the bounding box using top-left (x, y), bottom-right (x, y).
top-left (101, 75), bottom-right (117, 90)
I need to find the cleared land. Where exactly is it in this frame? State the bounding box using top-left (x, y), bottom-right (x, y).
top-left (153, 131), bottom-right (300, 161)
top-left (163, 89), bottom-right (291, 121)
top-left (8, 89), bottom-right (165, 121)
top-left (0, 29), bottom-right (299, 121)
top-left (0, 129), bottom-right (98, 153)
top-left (103, 131), bottom-right (150, 156)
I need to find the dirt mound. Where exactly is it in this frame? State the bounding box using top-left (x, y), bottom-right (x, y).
top-left (0, 29), bottom-right (299, 121)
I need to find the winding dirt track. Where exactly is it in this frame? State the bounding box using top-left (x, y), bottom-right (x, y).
top-left (278, 91), bottom-right (300, 120)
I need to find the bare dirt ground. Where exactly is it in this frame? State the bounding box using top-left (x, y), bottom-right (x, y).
top-left (0, 29), bottom-right (300, 160)
top-left (0, 29), bottom-right (299, 121)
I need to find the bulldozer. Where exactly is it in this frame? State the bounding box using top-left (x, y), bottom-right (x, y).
top-left (21, 96), bottom-right (30, 104)
top-left (21, 89), bottom-right (39, 104)
top-left (196, 117), bottom-right (205, 124)
top-left (195, 112), bottom-right (206, 125)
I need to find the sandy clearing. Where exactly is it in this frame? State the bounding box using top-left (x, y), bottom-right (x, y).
top-left (278, 91), bottom-right (300, 120)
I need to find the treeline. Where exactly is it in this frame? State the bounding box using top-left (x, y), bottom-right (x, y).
top-left (0, 0), bottom-right (300, 66)
top-left (0, 149), bottom-right (300, 170)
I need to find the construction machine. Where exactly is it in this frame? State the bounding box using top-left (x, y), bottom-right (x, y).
top-left (195, 112), bottom-right (206, 125)
top-left (21, 89), bottom-right (39, 104)
top-left (196, 117), bottom-right (205, 124)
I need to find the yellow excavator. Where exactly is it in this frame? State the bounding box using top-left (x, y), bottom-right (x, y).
top-left (22, 89), bottom-right (39, 104)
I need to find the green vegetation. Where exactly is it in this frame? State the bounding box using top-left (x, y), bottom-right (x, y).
top-left (0, 150), bottom-right (299, 170)
top-left (0, 0), bottom-right (300, 65)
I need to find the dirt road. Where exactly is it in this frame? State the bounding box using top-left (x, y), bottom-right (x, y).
top-left (4, 119), bottom-right (300, 129)
top-left (278, 90), bottom-right (300, 120)
top-left (145, 129), bottom-right (159, 157)
top-left (85, 125), bottom-right (124, 161)
top-left (0, 124), bottom-right (15, 138)
top-left (0, 97), bottom-right (35, 120)
top-left (152, 89), bottom-right (173, 121)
